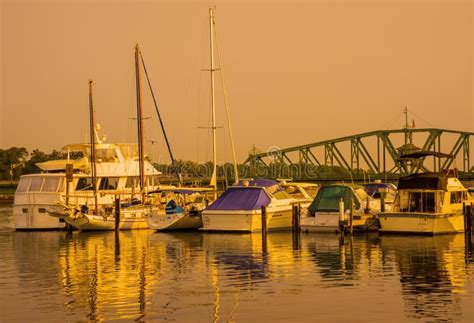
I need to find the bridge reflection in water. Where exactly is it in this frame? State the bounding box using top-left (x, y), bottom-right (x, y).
top-left (3, 228), bottom-right (473, 321)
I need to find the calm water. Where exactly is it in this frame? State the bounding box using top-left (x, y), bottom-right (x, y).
top-left (0, 204), bottom-right (473, 322)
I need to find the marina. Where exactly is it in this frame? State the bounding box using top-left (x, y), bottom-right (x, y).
top-left (1, 1), bottom-right (473, 321)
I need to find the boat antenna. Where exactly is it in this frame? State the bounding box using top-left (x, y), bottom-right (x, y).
top-left (403, 107), bottom-right (413, 145)
top-left (88, 79), bottom-right (99, 215)
top-left (214, 14), bottom-right (239, 185)
top-left (209, 7), bottom-right (218, 197)
top-left (139, 51), bottom-right (183, 187)
top-left (135, 44), bottom-right (146, 202)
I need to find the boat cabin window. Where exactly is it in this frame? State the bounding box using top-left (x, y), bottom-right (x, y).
top-left (468, 190), bottom-right (474, 198)
top-left (42, 177), bottom-right (61, 192)
top-left (125, 177), bottom-right (139, 188)
top-left (58, 178), bottom-right (65, 192)
top-left (463, 191), bottom-right (470, 200)
top-left (450, 191), bottom-right (463, 204)
top-left (401, 191), bottom-right (436, 213)
top-left (29, 177), bottom-right (44, 192)
top-left (95, 148), bottom-right (118, 163)
top-left (99, 177), bottom-right (120, 190)
top-left (16, 177), bottom-right (31, 193)
top-left (76, 177), bottom-right (94, 190)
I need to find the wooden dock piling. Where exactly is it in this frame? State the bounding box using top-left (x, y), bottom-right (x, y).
top-left (292, 204), bottom-right (300, 233)
top-left (338, 198), bottom-right (345, 236)
top-left (261, 205), bottom-right (268, 254)
top-left (463, 202), bottom-right (472, 256)
top-left (349, 198), bottom-right (354, 235)
top-left (292, 204), bottom-right (301, 250)
top-left (115, 196), bottom-right (121, 231)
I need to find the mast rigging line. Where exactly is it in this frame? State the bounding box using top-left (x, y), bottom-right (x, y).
top-left (214, 23), bottom-right (239, 184)
top-left (139, 51), bottom-right (183, 186)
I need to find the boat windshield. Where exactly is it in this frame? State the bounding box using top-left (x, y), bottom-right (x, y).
top-left (308, 186), bottom-right (360, 214)
top-left (16, 177), bottom-right (31, 193)
top-left (206, 187), bottom-right (270, 211)
top-left (399, 191), bottom-right (436, 213)
top-left (42, 177), bottom-right (62, 192)
top-left (16, 176), bottom-right (64, 193)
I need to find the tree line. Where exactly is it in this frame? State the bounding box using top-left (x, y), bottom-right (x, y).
top-left (0, 147), bottom-right (70, 180)
top-left (1, 146), bottom-right (366, 182)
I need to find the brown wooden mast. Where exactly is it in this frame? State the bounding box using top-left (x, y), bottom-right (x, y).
top-left (135, 44), bottom-right (146, 202)
top-left (88, 79), bottom-right (99, 214)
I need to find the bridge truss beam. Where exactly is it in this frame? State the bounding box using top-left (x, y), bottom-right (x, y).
top-left (244, 128), bottom-right (474, 180)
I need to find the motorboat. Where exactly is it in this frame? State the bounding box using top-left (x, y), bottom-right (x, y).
top-left (147, 188), bottom-right (213, 231)
top-left (362, 181), bottom-right (397, 211)
top-left (201, 179), bottom-right (313, 232)
top-left (300, 184), bottom-right (380, 233)
top-left (280, 181), bottom-right (319, 200)
top-left (148, 8), bottom-right (241, 232)
top-left (378, 170), bottom-right (471, 234)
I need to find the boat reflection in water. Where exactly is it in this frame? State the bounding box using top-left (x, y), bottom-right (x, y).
top-left (379, 234), bottom-right (471, 321)
top-left (5, 225), bottom-right (473, 321)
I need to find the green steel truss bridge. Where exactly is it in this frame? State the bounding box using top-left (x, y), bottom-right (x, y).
top-left (243, 128), bottom-right (474, 181)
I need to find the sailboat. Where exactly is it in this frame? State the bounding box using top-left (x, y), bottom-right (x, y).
top-left (56, 46), bottom-right (159, 230)
top-left (199, 9), bottom-right (320, 232)
top-left (147, 8), bottom-right (239, 231)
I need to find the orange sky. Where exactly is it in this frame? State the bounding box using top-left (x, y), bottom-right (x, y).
top-left (1, 0), bottom-right (472, 164)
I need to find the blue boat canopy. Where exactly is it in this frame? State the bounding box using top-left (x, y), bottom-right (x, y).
top-left (206, 187), bottom-right (271, 211)
top-left (363, 183), bottom-right (396, 197)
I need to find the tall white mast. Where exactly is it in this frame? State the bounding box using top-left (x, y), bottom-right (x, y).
top-left (135, 44), bottom-right (146, 203)
top-left (88, 80), bottom-right (99, 215)
top-left (209, 8), bottom-right (217, 193)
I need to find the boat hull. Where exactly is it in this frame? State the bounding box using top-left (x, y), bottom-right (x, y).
top-left (378, 212), bottom-right (465, 235)
top-left (147, 210), bottom-right (203, 231)
top-left (14, 203), bottom-right (66, 230)
top-left (300, 211), bottom-right (377, 233)
top-left (201, 207), bottom-right (293, 232)
top-left (64, 207), bottom-right (153, 231)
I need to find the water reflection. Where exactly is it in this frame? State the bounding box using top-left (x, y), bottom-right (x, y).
top-left (380, 234), bottom-right (468, 321)
top-left (53, 231), bottom-right (161, 320)
top-left (0, 203), bottom-right (472, 321)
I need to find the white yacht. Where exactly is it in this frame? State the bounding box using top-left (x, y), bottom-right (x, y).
top-left (300, 184), bottom-right (380, 233)
top-left (201, 179), bottom-right (313, 232)
top-left (378, 170), bottom-right (471, 234)
top-left (13, 139), bottom-right (161, 230)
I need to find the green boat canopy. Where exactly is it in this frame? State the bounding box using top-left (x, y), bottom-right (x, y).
top-left (308, 185), bottom-right (360, 214)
